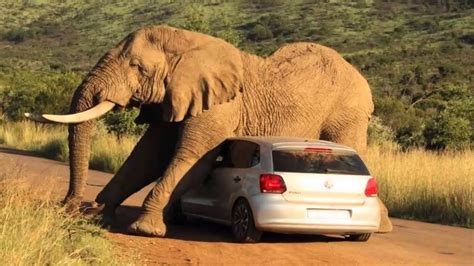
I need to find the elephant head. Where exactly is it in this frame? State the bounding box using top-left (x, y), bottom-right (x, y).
top-left (25, 26), bottom-right (244, 207)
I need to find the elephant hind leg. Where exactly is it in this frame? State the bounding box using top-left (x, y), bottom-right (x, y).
top-left (320, 110), bottom-right (369, 153)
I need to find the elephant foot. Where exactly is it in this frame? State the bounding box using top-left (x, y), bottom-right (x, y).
top-left (62, 196), bottom-right (82, 213)
top-left (127, 214), bottom-right (166, 237)
top-left (79, 201), bottom-right (117, 229)
top-left (81, 201), bottom-right (104, 215)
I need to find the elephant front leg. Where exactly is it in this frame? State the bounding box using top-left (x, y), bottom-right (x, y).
top-left (93, 123), bottom-right (180, 221)
top-left (127, 144), bottom-right (223, 237)
top-left (128, 126), bottom-right (234, 236)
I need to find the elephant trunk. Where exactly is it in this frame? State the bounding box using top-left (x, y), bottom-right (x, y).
top-left (23, 51), bottom-right (128, 209)
top-left (63, 79), bottom-right (104, 208)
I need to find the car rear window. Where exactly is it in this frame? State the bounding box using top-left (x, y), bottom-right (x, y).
top-left (272, 149), bottom-right (370, 175)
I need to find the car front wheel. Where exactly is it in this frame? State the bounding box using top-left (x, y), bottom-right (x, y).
top-left (232, 199), bottom-right (262, 243)
top-left (346, 233), bottom-right (372, 242)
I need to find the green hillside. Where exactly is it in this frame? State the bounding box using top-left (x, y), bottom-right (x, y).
top-left (1, 0), bottom-right (472, 149)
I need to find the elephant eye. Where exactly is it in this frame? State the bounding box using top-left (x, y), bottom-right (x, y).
top-left (130, 58), bottom-right (151, 77)
top-left (130, 58), bottom-right (140, 67)
top-left (137, 64), bottom-right (148, 75)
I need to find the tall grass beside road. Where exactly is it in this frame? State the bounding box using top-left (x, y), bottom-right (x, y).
top-left (0, 121), bottom-right (68, 161)
top-left (0, 168), bottom-right (133, 265)
top-left (364, 145), bottom-right (473, 228)
top-left (1, 121), bottom-right (472, 227)
top-left (0, 121), bottom-right (139, 172)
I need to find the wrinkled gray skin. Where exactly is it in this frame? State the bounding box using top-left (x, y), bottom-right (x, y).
top-left (62, 25), bottom-right (391, 236)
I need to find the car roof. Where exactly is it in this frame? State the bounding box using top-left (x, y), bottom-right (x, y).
top-left (226, 136), bottom-right (356, 152)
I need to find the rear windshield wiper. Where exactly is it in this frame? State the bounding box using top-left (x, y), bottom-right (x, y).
top-left (323, 168), bottom-right (356, 175)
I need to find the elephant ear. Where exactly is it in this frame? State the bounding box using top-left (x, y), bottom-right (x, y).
top-left (162, 39), bottom-right (244, 122)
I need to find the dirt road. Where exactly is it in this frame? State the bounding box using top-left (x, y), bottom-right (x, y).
top-left (1, 148), bottom-right (472, 265)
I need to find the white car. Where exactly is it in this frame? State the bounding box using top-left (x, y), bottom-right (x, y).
top-left (181, 137), bottom-right (380, 243)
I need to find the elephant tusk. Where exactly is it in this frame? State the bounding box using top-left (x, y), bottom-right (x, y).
top-left (24, 101), bottom-right (116, 124)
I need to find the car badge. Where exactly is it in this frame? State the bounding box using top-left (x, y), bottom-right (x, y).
top-left (324, 179), bottom-right (334, 189)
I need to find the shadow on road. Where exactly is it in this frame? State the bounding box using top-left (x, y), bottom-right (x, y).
top-left (109, 205), bottom-right (345, 244)
top-left (0, 146), bottom-right (39, 157)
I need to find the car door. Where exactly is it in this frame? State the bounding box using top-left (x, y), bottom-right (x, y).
top-left (209, 140), bottom-right (261, 222)
top-left (181, 140), bottom-right (261, 223)
top-left (180, 144), bottom-right (227, 220)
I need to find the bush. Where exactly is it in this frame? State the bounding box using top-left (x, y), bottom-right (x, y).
top-left (367, 116), bottom-right (395, 145)
top-left (214, 14), bottom-right (243, 47)
top-left (422, 85), bottom-right (473, 150)
top-left (250, 0), bottom-right (286, 9)
top-left (424, 113), bottom-right (471, 150)
top-left (258, 14), bottom-right (292, 36)
top-left (180, 4), bottom-right (211, 34)
top-left (178, 4), bottom-right (242, 46)
top-left (247, 24), bottom-right (273, 41)
top-left (396, 125), bottom-right (426, 150)
top-left (459, 33), bottom-right (474, 45)
top-left (0, 71), bottom-right (82, 121)
top-left (374, 98), bottom-right (427, 149)
top-left (102, 109), bottom-right (146, 138)
top-left (4, 28), bottom-right (34, 43)
top-left (1, 88), bottom-right (36, 121)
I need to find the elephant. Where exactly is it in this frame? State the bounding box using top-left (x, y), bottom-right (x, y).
top-left (26, 25), bottom-right (392, 236)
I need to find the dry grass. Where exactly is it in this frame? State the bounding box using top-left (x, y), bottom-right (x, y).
top-left (0, 166), bottom-right (133, 265)
top-left (0, 121), bottom-right (68, 161)
top-left (0, 121), bottom-right (139, 173)
top-left (89, 129), bottom-right (139, 173)
top-left (363, 144), bottom-right (473, 228)
top-left (1, 122), bottom-right (472, 227)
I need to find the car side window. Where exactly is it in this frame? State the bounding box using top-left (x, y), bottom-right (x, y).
top-left (216, 140), bottom-right (260, 168)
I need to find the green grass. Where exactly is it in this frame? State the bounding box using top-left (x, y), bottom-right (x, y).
top-left (0, 168), bottom-right (135, 265)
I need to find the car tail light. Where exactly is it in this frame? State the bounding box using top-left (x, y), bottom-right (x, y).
top-left (260, 174), bottom-right (287, 193)
top-left (364, 177), bottom-right (378, 197)
top-left (304, 147), bottom-right (332, 153)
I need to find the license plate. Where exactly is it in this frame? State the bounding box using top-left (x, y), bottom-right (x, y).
top-left (307, 209), bottom-right (350, 220)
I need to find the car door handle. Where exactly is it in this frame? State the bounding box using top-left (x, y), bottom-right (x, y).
top-left (233, 176), bottom-right (241, 183)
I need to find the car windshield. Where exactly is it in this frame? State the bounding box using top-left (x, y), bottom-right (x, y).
top-left (272, 149), bottom-right (370, 175)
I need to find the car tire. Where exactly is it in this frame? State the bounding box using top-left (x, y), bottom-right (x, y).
top-left (232, 199), bottom-right (262, 243)
top-left (346, 233), bottom-right (372, 242)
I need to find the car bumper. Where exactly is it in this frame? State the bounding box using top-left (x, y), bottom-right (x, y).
top-left (249, 194), bottom-right (381, 235)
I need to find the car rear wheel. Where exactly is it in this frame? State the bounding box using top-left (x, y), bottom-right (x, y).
top-left (232, 199), bottom-right (262, 243)
top-left (346, 233), bottom-right (372, 242)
